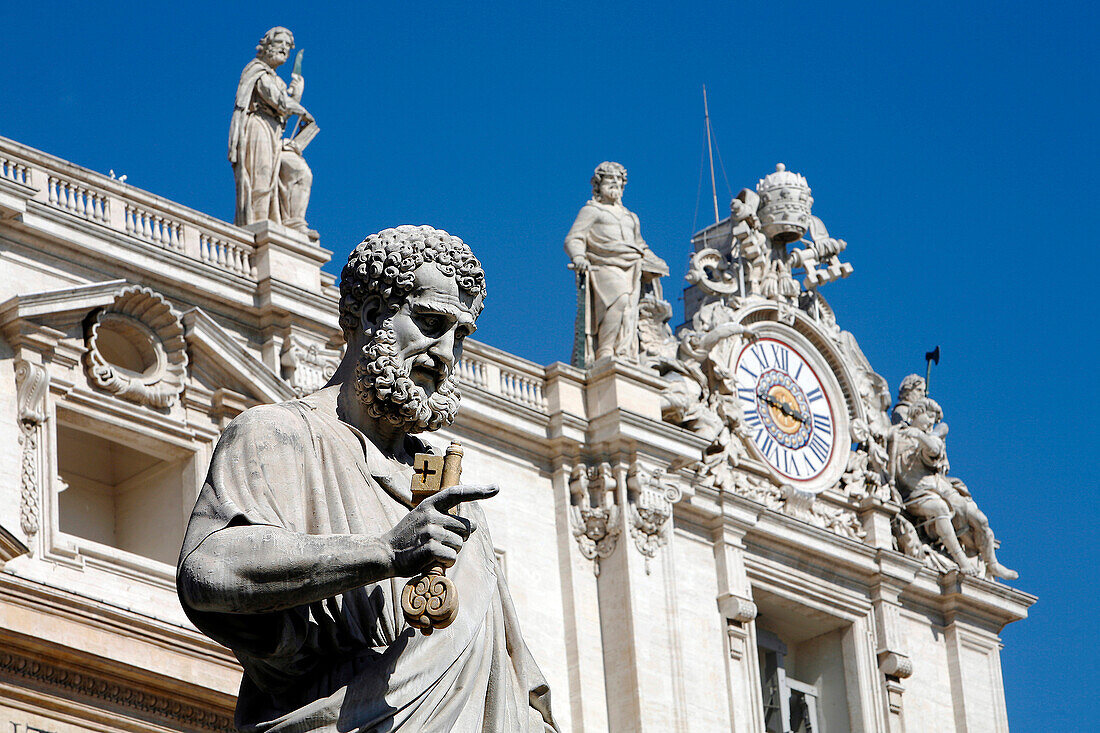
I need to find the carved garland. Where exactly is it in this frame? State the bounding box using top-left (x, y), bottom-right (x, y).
top-left (84, 286), bottom-right (187, 409)
top-left (14, 359), bottom-right (48, 550)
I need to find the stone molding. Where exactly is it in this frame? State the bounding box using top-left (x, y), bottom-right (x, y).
top-left (0, 649), bottom-right (235, 732)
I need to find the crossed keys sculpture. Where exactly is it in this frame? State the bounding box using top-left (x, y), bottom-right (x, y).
top-left (401, 441), bottom-right (464, 633)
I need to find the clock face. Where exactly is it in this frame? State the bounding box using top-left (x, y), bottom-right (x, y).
top-left (734, 336), bottom-right (840, 486)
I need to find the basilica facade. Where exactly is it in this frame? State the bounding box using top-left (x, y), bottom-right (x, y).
top-left (0, 130), bottom-right (1033, 732)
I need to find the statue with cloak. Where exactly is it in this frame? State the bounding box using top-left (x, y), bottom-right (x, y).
top-left (229, 27), bottom-right (317, 237)
top-left (177, 226), bottom-right (557, 731)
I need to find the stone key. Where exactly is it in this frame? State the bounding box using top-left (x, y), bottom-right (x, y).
top-left (401, 441), bottom-right (464, 633)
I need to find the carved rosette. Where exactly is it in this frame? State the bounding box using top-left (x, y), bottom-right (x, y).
top-left (568, 462), bottom-right (621, 571)
top-left (84, 286), bottom-right (187, 408)
top-left (14, 359), bottom-right (48, 549)
top-left (626, 466), bottom-right (682, 572)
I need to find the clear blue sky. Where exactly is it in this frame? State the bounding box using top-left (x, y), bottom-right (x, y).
top-left (5, 2), bottom-right (1096, 729)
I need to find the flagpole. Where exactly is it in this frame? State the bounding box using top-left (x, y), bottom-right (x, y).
top-left (703, 86), bottom-right (720, 225)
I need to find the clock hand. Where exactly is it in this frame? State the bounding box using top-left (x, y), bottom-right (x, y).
top-left (757, 391), bottom-right (807, 424)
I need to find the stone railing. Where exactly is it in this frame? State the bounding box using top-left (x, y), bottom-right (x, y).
top-left (455, 341), bottom-right (548, 413)
top-left (0, 136), bottom-right (257, 281)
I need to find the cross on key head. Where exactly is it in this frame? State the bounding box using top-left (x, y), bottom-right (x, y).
top-left (411, 453), bottom-right (445, 505)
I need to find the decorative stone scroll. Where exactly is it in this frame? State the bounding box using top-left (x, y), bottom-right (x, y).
top-left (14, 359), bottom-right (47, 549)
top-left (625, 466), bottom-right (682, 573)
top-left (567, 462), bottom-right (621, 572)
top-left (280, 334), bottom-right (341, 396)
top-left (84, 286), bottom-right (187, 409)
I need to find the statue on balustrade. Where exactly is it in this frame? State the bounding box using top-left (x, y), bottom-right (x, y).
top-left (177, 226), bottom-right (557, 731)
top-left (889, 397), bottom-right (1018, 580)
top-left (229, 26), bottom-right (318, 238)
top-left (565, 161), bottom-right (669, 365)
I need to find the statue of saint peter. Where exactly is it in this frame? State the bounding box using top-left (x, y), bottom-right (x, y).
top-left (178, 226), bottom-right (557, 731)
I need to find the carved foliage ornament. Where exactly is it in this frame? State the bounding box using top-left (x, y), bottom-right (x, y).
top-left (626, 466), bottom-right (682, 572)
top-left (84, 286), bottom-right (187, 409)
top-left (568, 462), bottom-right (621, 568)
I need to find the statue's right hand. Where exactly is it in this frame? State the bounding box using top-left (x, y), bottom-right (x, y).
top-left (383, 484), bottom-right (499, 576)
top-left (571, 256), bottom-right (589, 273)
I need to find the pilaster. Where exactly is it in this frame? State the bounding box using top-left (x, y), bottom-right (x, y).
top-left (713, 503), bottom-right (766, 733)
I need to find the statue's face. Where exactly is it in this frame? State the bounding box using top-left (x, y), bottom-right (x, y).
top-left (261, 34), bottom-right (293, 67)
top-left (388, 263), bottom-right (480, 394)
top-left (902, 380), bottom-right (926, 403)
top-left (597, 174), bottom-right (624, 204)
top-left (354, 263), bottom-right (481, 433)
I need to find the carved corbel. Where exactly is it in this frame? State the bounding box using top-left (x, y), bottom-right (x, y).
top-left (718, 593), bottom-right (759, 661)
top-left (568, 462), bottom-right (621, 574)
top-left (625, 466), bottom-right (683, 573)
top-left (14, 359), bottom-right (48, 551)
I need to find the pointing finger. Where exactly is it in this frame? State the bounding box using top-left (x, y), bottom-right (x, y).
top-left (429, 483), bottom-right (499, 512)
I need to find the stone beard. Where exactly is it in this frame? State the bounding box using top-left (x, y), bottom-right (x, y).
top-left (353, 317), bottom-right (461, 433)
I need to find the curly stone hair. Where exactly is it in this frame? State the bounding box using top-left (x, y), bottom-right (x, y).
top-left (590, 161), bottom-right (627, 196)
top-left (338, 225), bottom-right (487, 342)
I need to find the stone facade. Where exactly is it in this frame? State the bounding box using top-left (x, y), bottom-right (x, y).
top-left (0, 135), bottom-right (1033, 732)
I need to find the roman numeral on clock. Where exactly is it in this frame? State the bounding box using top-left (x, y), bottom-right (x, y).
top-left (807, 433), bottom-right (830, 462)
top-left (744, 409), bottom-right (761, 429)
top-left (769, 344), bottom-right (789, 372)
top-left (755, 430), bottom-right (778, 462)
top-left (812, 412), bottom-right (832, 435)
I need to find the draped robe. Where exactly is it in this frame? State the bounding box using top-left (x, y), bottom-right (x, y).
top-left (229, 59), bottom-right (307, 227)
top-left (564, 199), bottom-right (665, 361)
top-left (178, 388), bottom-right (555, 732)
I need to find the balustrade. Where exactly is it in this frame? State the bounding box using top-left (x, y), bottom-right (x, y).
top-left (124, 204), bottom-right (184, 252)
top-left (499, 370), bottom-right (547, 410)
top-left (0, 157), bottom-right (29, 186)
top-left (199, 233), bottom-right (255, 279)
top-left (456, 357), bottom-right (490, 389)
top-left (47, 176), bottom-right (110, 224)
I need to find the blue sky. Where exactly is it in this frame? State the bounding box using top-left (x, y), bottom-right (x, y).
top-left (5, 2), bottom-right (1096, 729)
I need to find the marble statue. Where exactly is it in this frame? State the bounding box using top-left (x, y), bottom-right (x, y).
top-left (229, 27), bottom-right (317, 236)
top-left (891, 373), bottom-right (943, 427)
top-left (889, 398), bottom-right (1017, 580)
top-left (565, 162), bottom-right (668, 365)
top-left (177, 226), bottom-right (557, 731)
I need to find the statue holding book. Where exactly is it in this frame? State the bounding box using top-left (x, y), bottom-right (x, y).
top-left (229, 26), bottom-right (319, 236)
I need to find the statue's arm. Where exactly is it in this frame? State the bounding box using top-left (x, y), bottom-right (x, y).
top-left (564, 205), bottom-right (597, 263)
top-left (255, 73), bottom-right (311, 121)
top-left (178, 524), bottom-right (394, 614)
top-left (178, 407), bottom-right (493, 616)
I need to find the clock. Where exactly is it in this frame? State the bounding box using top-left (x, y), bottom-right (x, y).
top-left (733, 330), bottom-right (847, 491)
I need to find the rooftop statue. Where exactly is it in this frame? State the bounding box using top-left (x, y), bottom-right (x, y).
top-left (889, 391), bottom-right (1018, 580)
top-left (177, 226), bottom-right (557, 731)
top-left (565, 162), bottom-right (669, 366)
top-left (229, 27), bottom-right (318, 237)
